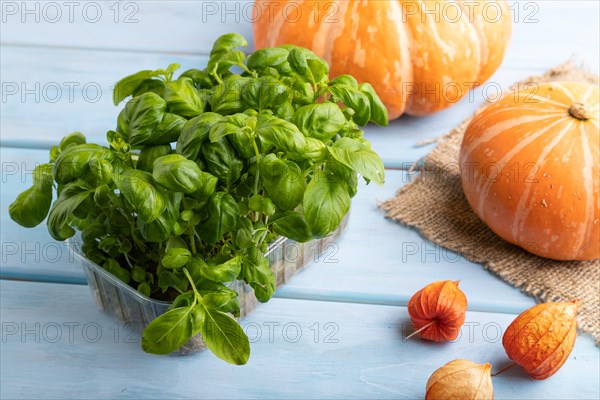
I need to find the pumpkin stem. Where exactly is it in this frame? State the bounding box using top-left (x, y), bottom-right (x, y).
top-left (405, 321), bottom-right (435, 340)
top-left (491, 362), bottom-right (516, 377)
top-left (569, 102), bottom-right (592, 120)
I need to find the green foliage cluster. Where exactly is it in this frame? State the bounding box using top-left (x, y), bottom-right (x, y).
top-left (9, 33), bottom-right (386, 364)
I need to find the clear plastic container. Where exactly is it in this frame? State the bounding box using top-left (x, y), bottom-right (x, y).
top-left (66, 213), bottom-right (349, 355)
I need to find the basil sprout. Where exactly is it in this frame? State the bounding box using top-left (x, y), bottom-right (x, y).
top-left (8, 33), bottom-right (388, 365)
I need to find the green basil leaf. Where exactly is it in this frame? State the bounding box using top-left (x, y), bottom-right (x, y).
top-left (114, 64), bottom-right (180, 105)
top-left (304, 137), bottom-right (328, 162)
top-left (325, 158), bottom-right (359, 198)
top-left (202, 307), bottom-right (250, 365)
top-left (275, 101), bottom-right (295, 121)
top-left (210, 77), bottom-right (250, 115)
top-left (81, 223), bottom-right (106, 243)
top-left (114, 169), bottom-right (166, 222)
top-left (158, 270), bottom-right (188, 293)
top-left (168, 291), bottom-right (196, 310)
top-left (113, 70), bottom-right (157, 106)
top-left (329, 74), bottom-right (358, 89)
top-left (153, 154), bottom-right (204, 194)
top-left (47, 180), bottom-right (93, 240)
top-left (287, 47), bottom-right (329, 83)
top-left (117, 92), bottom-right (166, 146)
top-left (180, 68), bottom-right (213, 89)
top-left (138, 191), bottom-right (181, 243)
top-left (189, 170), bottom-right (219, 203)
top-left (195, 279), bottom-right (240, 316)
top-left (359, 82), bottom-right (389, 126)
top-left (104, 258), bottom-right (130, 284)
top-left (162, 248), bottom-right (192, 269)
top-left (304, 170), bottom-right (351, 238)
top-left (201, 255), bottom-right (242, 283)
top-left (161, 63), bottom-right (181, 79)
top-left (255, 115), bottom-right (308, 159)
top-left (241, 247), bottom-right (275, 302)
top-left (9, 186), bottom-right (52, 228)
top-left (119, 239), bottom-right (133, 254)
top-left (49, 146), bottom-right (60, 162)
top-left (243, 76), bottom-right (289, 110)
top-left (142, 304), bottom-right (203, 355)
top-left (260, 155), bottom-right (305, 211)
top-left (271, 210), bottom-right (313, 243)
top-left (209, 115), bottom-right (248, 143)
top-left (201, 140), bottom-right (243, 187)
top-left (235, 227), bottom-right (255, 249)
top-left (210, 114), bottom-right (256, 159)
top-left (138, 282), bottom-right (152, 297)
top-left (247, 47), bottom-right (290, 73)
top-left (207, 33), bottom-right (248, 75)
top-left (137, 144), bottom-right (172, 172)
top-left (217, 51), bottom-right (247, 75)
top-left (294, 103), bottom-right (346, 142)
top-left (329, 84), bottom-right (371, 125)
top-left (327, 137), bottom-right (385, 185)
top-left (132, 265), bottom-right (146, 283)
top-left (290, 79), bottom-right (315, 106)
top-left (58, 132), bottom-right (86, 152)
top-left (88, 158), bottom-right (113, 184)
top-left (228, 131), bottom-right (255, 160)
top-left (53, 144), bottom-right (114, 184)
top-left (143, 113), bottom-right (186, 145)
top-left (132, 78), bottom-right (166, 98)
top-left (9, 164), bottom-right (54, 228)
top-left (176, 112), bottom-right (223, 160)
top-left (106, 130), bottom-right (130, 153)
top-left (166, 236), bottom-right (188, 251)
top-left (164, 77), bottom-right (205, 118)
top-left (248, 194), bottom-right (276, 216)
top-left (202, 291), bottom-right (237, 310)
top-left (199, 192), bottom-right (238, 244)
top-left (200, 192), bottom-right (239, 245)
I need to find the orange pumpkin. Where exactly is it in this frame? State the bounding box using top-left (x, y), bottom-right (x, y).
top-left (253, 0), bottom-right (512, 119)
top-left (459, 81), bottom-right (600, 260)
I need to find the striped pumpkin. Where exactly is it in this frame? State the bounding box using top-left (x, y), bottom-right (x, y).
top-left (253, 0), bottom-right (512, 119)
top-left (459, 81), bottom-right (600, 260)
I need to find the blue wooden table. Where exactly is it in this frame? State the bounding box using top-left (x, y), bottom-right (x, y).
top-left (1, 1), bottom-right (599, 398)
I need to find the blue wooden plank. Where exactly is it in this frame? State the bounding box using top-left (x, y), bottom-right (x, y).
top-left (1, 0), bottom-right (255, 54)
top-left (0, 45), bottom-right (573, 168)
top-left (1, 280), bottom-right (598, 399)
top-left (504, 1), bottom-right (599, 72)
top-left (0, 148), bottom-right (87, 284)
top-left (1, 147), bottom-right (535, 314)
top-left (0, 46), bottom-right (209, 148)
top-left (2, 1), bottom-right (598, 73)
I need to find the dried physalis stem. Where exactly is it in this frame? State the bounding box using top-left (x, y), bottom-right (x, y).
top-left (503, 300), bottom-right (578, 380)
top-left (426, 359), bottom-right (493, 399)
top-left (407, 280), bottom-right (467, 341)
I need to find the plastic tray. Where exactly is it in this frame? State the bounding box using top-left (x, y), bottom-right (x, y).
top-left (66, 213), bottom-right (349, 355)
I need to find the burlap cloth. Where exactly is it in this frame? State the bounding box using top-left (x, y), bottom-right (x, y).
top-left (380, 62), bottom-right (600, 344)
